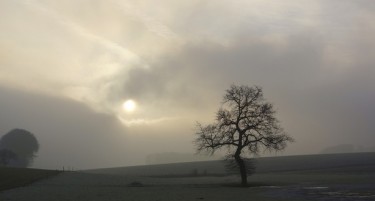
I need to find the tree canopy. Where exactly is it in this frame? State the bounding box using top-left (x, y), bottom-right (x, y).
top-left (0, 129), bottom-right (39, 167)
top-left (0, 149), bottom-right (17, 166)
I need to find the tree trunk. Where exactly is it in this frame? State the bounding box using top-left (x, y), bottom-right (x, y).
top-left (234, 153), bottom-right (247, 187)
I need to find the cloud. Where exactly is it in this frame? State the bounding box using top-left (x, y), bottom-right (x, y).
top-left (112, 0), bottom-right (180, 41)
top-left (112, 3), bottom-right (375, 154)
top-left (0, 0), bottom-right (147, 114)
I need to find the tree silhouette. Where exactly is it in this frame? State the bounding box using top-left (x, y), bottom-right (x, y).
top-left (195, 85), bottom-right (293, 186)
top-left (0, 129), bottom-right (39, 167)
top-left (0, 149), bottom-right (17, 166)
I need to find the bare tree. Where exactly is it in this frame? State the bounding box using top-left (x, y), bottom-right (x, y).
top-left (195, 85), bottom-right (293, 186)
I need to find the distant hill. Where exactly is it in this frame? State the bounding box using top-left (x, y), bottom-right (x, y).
top-left (84, 152), bottom-right (375, 177)
top-left (320, 144), bottom-right (375, 154)
top-left (145, 152), bottom-right (221, 165)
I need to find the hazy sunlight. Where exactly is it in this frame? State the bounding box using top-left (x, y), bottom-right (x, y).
top-left (122, 100), bottom-right (136, 112)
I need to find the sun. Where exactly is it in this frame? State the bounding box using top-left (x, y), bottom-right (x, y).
top-left (122, 100), bottom-right (136, 112)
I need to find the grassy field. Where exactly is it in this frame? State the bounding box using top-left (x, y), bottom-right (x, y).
top-left (1, 166), bottom-right (374, 200)
top-left (1, 153), bottom-right (374, 200)
top-left (84, 152), bottom-right (375, 177)
top-left (0, 167), bottom-right (61, 191)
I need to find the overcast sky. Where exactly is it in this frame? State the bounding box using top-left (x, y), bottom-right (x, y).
top-left (1, 0), bottom-right (374, 169)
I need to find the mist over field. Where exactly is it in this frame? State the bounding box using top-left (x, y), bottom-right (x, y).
top-left (1, 0), bottom-right (375, 170)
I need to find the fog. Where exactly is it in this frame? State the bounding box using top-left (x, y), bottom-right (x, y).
top-left (1, 0), bottom-right (374, 170)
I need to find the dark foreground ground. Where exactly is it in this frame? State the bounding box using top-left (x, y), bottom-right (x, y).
top-left (0, 167), bottom-right (374, 201)
top-left (1, 153), bottom-right (374, 200)
top-left (0, 167), bottom-right (60, 191)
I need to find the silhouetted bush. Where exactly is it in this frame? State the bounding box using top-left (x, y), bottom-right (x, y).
top-left (128, 181), bottom-right (144, 187)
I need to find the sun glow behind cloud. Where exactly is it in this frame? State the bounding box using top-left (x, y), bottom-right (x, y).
top-left (0, 0), bottom-right (190, 126)
top-left (0, 0), bottom-right (148, 119)
top-left (1, 0), bottom-right (374, 129)
top-left (122, 100), bottom-right (136, 112)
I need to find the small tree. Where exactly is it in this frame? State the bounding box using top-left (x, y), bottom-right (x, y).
top-left (195, 85), bottom-right (293, 186)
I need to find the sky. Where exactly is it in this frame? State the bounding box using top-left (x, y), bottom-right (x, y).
top-left (1, 0), bottom-right (375, 170)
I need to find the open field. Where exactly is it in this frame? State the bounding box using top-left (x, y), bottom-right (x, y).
top-left (0, 167), bottom-right (60, 192)
top-left (85, 152), bottom-right (375, 176)
top-left (1, 152), bottom-right (374, 201)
